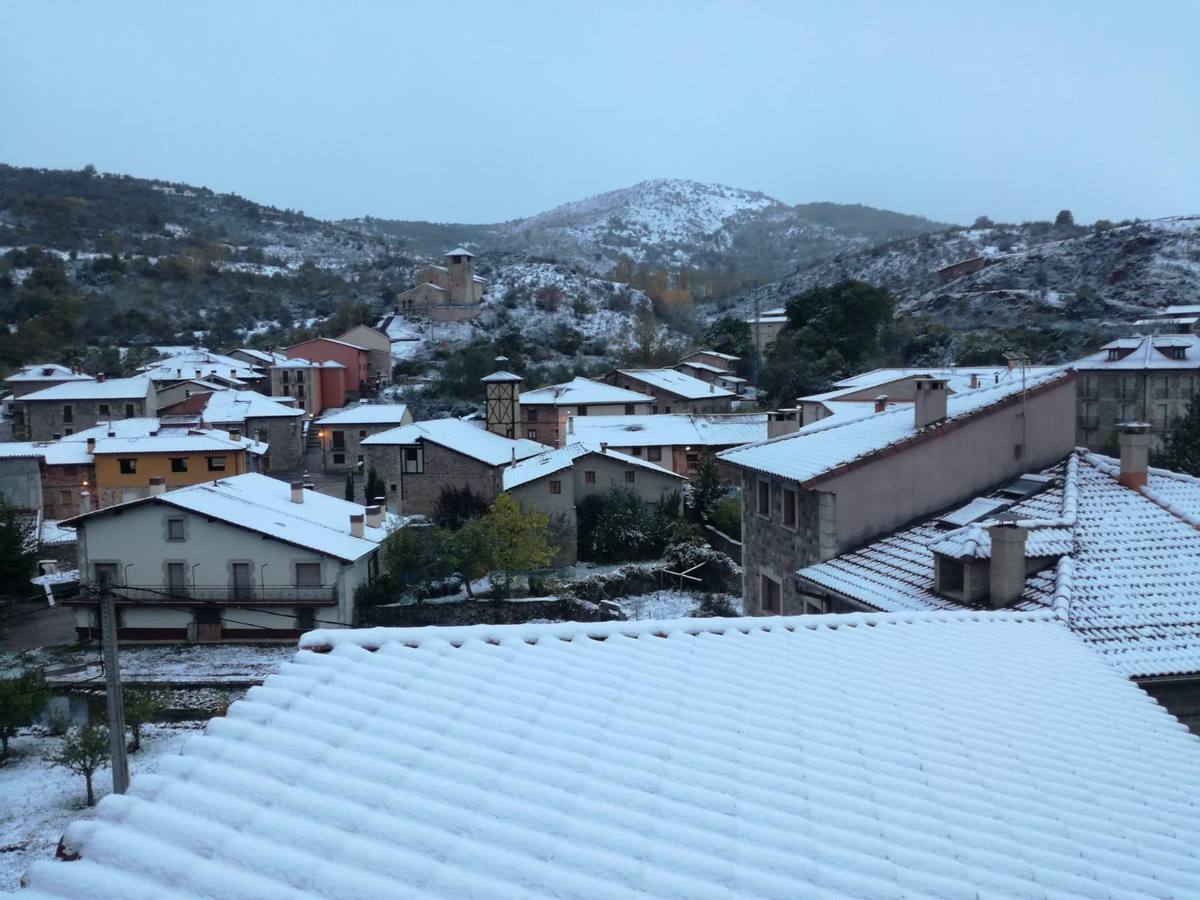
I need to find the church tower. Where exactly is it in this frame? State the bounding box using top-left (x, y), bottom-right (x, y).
top-left (445, 247), bottom-right (476, 303)
top-left (481, 357), bottom-right (523, 438)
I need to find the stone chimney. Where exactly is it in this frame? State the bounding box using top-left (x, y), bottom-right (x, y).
top-left (96, 373), bottom-right (105, 382)
top-left (195, 369), bottom-right (202, 380)
top-left (349, 513), bottom-right (365, 538)
top-left (1118, 422), bottom-right (1151, 489)
top-left (913, 378), bottom-right (949, 429)
top-left (969, 373), bottom-right (980, 389)
top-left (227, 428), bottom-right (241, 442)
top-left (768, 410), bottom-right (800, 438)
top-left (86, 437), bottom-right (96, 454)
top-left (79, 490), bottom-right (91, 514)
top-left (290, 480), bottom-right (304, 503)
top-left (149, 476), bottom-right (166, 496)
top-left (365, 505), bottom-right (383, 528)
top-left (988, 523), bottom-right (1028, 608)
top-left (600, 442), bottom-right (608, 454)
top-left (873, 395), bottom-right (888, 414)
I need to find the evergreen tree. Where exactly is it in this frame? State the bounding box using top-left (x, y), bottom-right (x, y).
top-left (49, 723), bottom-right (110, 806)
top-left (1153, 398), bottom-right (1200, 476)
top-left (365, 468), bottom-right (386, 505)
top-left (0, 496), bottom-right (37, 598)
top-left (1055, 209), bottom-right (1075, 227)
top-left (689, 455), bottom-right (724, 521)
top-left (0, 669), bottom-right (48, 761)
top-left (344, 471), bottom-right (355, 502)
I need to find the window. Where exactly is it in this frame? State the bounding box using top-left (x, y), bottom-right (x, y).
top-left (118, 458), bottom-right (137, 475)
top-left (577, 405), bottom-right (588, 416)
top-left (331, 430), bottom-right (346, 450)
top-left (94, 562), bottom-right (120, 588)
top-left (663, 406), bottom-right (672, 414)
top-left (584, 470), bottom-right (596, 484)
top-left (296, 608), bottom-right (316, 630)
top-left (333, 453), bottom-right (345, 465)
top-left (648, 447), bottom-right (662, 462)
top-left (167, 562), bottom-right (188, 597)
top-left (527, 429), bottom-right (537, 440)
top-left (295, 562), bottom-right (322, 587)
top-left (98, 404), bottom-right (110, 417)
top-left (1179, 376), bottom-right (1195, 399)
top-left (686, 453), bottom-right (699, 471)
top-left (631, 447), bottom-right (643, 457)
top-left (402, 446), bottom-right (423, 473)
top-left (63, 428), bottom-right (73, 436)
top-left (527, 408), bottom-right (538, 422)
top-left (1119, 403), bottom-right (1137, 424)
top-left (58, 490), bottom-right (70, 504)
top-left (296, 385), bottom-right (305, 398)
top-left (170, 457), bottom-right (188, 473)
top-left (1080, 376), bottom-right (1098, 399)
top-left (1152, 376), bottom-right (1169, 400)
top-left (124, 404), bottom-right (135, 418)
top-left (280, 370), bottom-right (290, 384)
top-left (757, 479), bottom-right (771, 517)
top-left (624, 470), bottom-right (636, 483)
top-left (358, 430), bottom-right (367, 438)
top-left (62, 405), bottom-right (74, 424)
top-left (782, 488), bottom-right (797, 528)
top-left (390, 482), bottom-right (398, 493)
top-left (167, 518), bottom-right (185, 541)
top-left (232, 563), bottom-right (253, 599)
top-left (549, 480), bottom-right (562, 494)
top-left (206, 456), bottom-right (227, 472)
top-left (760, 574), bottom-right (781, 614)
top-left (1120, 376), bottom-right (1138, 401)
top-left (624, 404), bottom-right (635, 415)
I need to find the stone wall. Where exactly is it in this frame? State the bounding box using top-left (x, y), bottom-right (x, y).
top-left (246, 415), bottom-right (304, 473)
top-left (361, 596), bottom-right (617, 628)
top-left (367, 441), bottom-right (502, 516)
top-left (1077, 370), bottom-right (1199, 453)
top-left (25, 396), bottom-right (154, 441)
top-left (43, 463), bottom-right (93, 520)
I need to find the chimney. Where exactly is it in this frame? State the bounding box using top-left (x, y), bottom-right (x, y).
top-left (511, 447), bottom-right (517, 463)
top-left (96, 373), bottom-right (105, 382)
top-left (195, 369), bottom-right (202, 380)
top-left (365, 504), bottom-right (383, 528)
top-left (767, 410), bottom-right (800, 438)
top-left (987, 523), bottom-right (1028, 608)
top-left (1118, 422), bottom-right (1151, 489)
top-left (149, 476), bottom-right (166, 496)
top-left (228, 428), bottom-right (241, 442)
top-left (913, 378), bottom-right (948, 429)
top-left (79, 490), bottom-right (91, 514)
top-left (230, 369), bottom-right (236, 380)
top-left (107, 429), bottom-right (116, 438)
top-left (709, 382), bottom-right (714, 393)
top-left (349, 513), bottom-right (365, 538)
top-left (969, 373), bottom-right (980, 389)
top-left (873, 395), bottom-right (888, 414)
top-left (600, 442), bottom-right (608, 454)
top-left (567, 416), bottom-right (575, 435)
top-left (291, 480), bottom-right (304, 503)
top-left (86, 437), bottom-right (96, 453)
top-left (176, 368), bottom-right (182, 378)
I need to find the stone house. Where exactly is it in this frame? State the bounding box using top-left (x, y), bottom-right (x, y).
top-left (517, 377), bottom-right (654, 446)
top-left (675, 350), bottom-right (747, 395)
top-left (285, 338), bottom-right (370, 401)
top-left (0, 448), bottom-right (44, 511)
top-left (159, 390), bottom-right (305, 473)
top-left (719, 371), bottom-right (1076, 615)
top-left (228, 348), bottom-right (289, 382)
top-left (396, 248), bottom-right (487, 322)
top-left (501, 442), bottom-right (687, 565)
top-left (936, 255), bottom-right (987, 284)
top-left (138, 349), bottom-right (263, 392)
top-left (315, 404), bottom-right (412, 473)
top-left (1073, 334), bottom-right (1200, 453)
top-left (362, 418), bottom-right (545, 517)
top-left (336, 324), bottom-right (393, 388)
top-left (0, 440), bottom-right (94, 520)
top-left (64, 473), bottom-right (387, 642)
top-left (746, 306), bottom-right (787, 353)
top-left (19, 376), bottom-right (157, 441)
top-left (604, 369), bottom-right (735, 414)
top-left (4, 364), bottom-right (94, 440)
top-left (569, 413), bottom-right (768, 478)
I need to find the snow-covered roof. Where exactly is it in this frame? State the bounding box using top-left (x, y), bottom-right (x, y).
top-left (445, 246), bottom-right (475, 257)
top-left (20, 376), bottom-right (152, 402)
top-left (721, 369), bottom-right (1071, 485)
top-left (140, 351), bottom-right (260, 383)
top-left (65, 418), bottom-right (167, 440)
top-left (614, 368), bottom-right (735, 400)
top-left (40, 519), bottom-right (75, 546)
top-left (233, 347), bottom-right (288, 365)
top-left (89, 433), bottom-right (249, 456)
top-left (502, 441), bottom-right (684, 490)
top-left (26, 611), bottom-right (1200, 898)
top-left (362, 418), bottom-right (547, 466)
top-left (0, 442), bottom-right (45, 460)
top-left (287, 337), bottom-right (369, 352)
top-left (682, 349), bottom-right (739, 362)
top-left (273, 357), bottom-right (345, 369)
top-left (676, 360), bottom-right (729, 375)
top-left (570, 413), bottom-right (768, 448)
top-left (519, 377), bottom-right (653, 407)
top-left (1074, 334), bottom-right (1200, 370)
top-left (801, 365), bottom-right (1062, 403)
top-left (798, 450), bottom-right (1200, 679)
top-left (65, 473), bottom-right (385, 561)
top-left (201, 390), bottom-right (303, 422)
top-left (316, 404), bottom-right (410, 426)
top-left (4, 364), bottom-right (92, 384)
top-left (480, 369), bottom-right (524, 384)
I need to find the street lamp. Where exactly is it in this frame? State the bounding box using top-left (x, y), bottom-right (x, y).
top-left (191, 563), bottom-right (200, 598)
top-left (260, 563), bottom-right (269, 600)
top-left (123, 563), bottom-right (133, 588)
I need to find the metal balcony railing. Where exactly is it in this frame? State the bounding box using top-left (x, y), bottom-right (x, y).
top-left (111, 584), bottom-right (338, 606)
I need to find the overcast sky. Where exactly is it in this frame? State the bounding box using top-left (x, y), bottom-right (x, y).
top-left (1, 1), bottom-right (1196, 226)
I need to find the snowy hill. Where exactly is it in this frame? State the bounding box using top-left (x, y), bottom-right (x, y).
top-left (351, 178), bottom-right (947, 281)
top-left (730, 216), bottom-right (1200, 331)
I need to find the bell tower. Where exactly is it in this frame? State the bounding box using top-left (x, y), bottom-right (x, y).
top-left (445, 247), bottom-right (476, 303)
top-left (481, 357), bottom-right (523, 438)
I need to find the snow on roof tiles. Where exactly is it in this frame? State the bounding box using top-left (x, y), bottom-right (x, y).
top-left (4, 364), bottom-right (92, 383)
top-left (1075, 334), bottom-right (1200, 370)
top-left (362, 418), bottom-right (547, 466)
top-left (502, 442), bottom-right (684, 490)
top-left (24, 611), bottom-right (1200, 898)
top-left (66, 473), bottom-right (385, 561)
top-left (201, 390), bottom-right (303, 421)
top-left (801, 365), bottom-right (1062, 403)
top-left (518, 377), bottom-right (653, 406)
top-left (20, 376), bottom-right (152, 402)
top-left (273, 358), bottom-right (345, 369)
top-left (615, 368), bottom-right (735, 400)
top-left (721, 369), bottom-right (1071, 484)
top-left (480, 370), bottom-right (524, 383)
top-left (315, 404), bottom-right (410, 426)
top-left (445, 245), bottom-right (474, 257)
top-left (570, 413), bottom-right (767, 448)
top-left (89, 433), bottom-right (248, 455)
top-left (798, 451), bottom-right (1200, 679)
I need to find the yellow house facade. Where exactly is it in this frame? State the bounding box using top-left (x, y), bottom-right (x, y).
top-left (91, 433), bottom-right (258, 507)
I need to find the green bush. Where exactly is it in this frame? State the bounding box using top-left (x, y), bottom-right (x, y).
top-left (709, 496), bottom-right (742, 540)
top-left (577, 487), bottom-right (683, 563)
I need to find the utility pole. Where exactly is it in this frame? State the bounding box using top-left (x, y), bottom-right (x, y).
top-left (98, 575), bottom-right (129, 795)
top-left (752, 295), bottom-right (761, 399)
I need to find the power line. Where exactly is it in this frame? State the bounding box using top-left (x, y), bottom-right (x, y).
top-left (104, 584), bottom-right (348, 630)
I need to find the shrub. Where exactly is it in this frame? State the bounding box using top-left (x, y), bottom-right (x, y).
top-left (709, 496), bottom-right (742, 540)
top-left (49, 723), bottom-right (110, 806)
top-left (0, 669), bottom-right (48, 761)
top-left (578, 487), bottom-right (680, 563)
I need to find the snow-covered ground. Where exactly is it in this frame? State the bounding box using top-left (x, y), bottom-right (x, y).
top-left (3, 644), bottom-right (293, 685)
top-left (0, 722), bottom-right (202, 891)
top-left (615, 590), bottom-right (742, 621)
